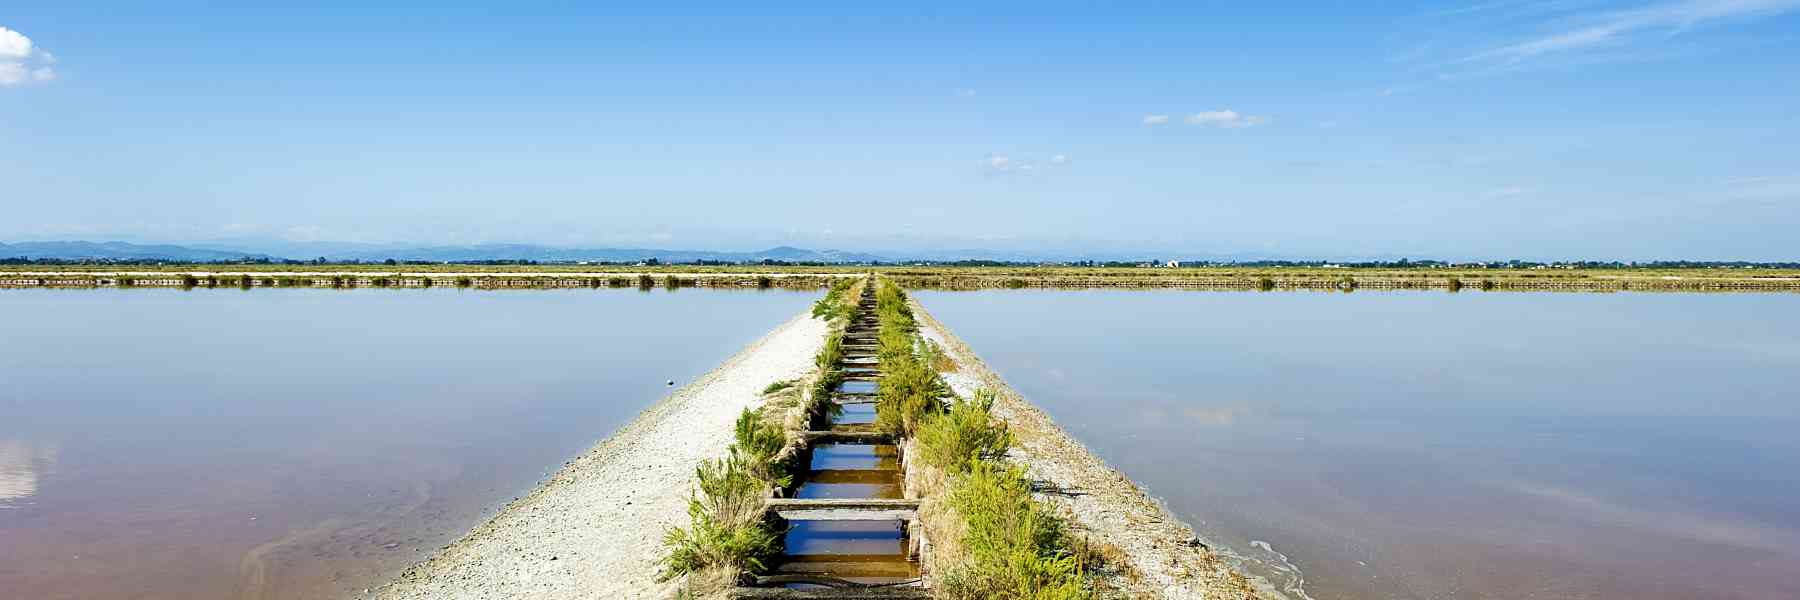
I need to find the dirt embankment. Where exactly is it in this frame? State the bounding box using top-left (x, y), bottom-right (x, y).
top-left (910, 298), bottom-right (1281, 600)
top-left (369, 310), bottom-right (827, 600)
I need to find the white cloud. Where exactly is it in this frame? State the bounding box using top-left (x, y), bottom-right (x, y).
top-left (0, 27), bottom-right (31, 59)
top-left (0, 26), bottom-right (54, 87)
top-left (981, 153), bottom-right (1071, 176)
top-left (1185, 109), bottom-right (1270, 129)
top-left (0, 63), bottom-right (24, 86)
top-left (1142, 114), bottom-right (1170, 125)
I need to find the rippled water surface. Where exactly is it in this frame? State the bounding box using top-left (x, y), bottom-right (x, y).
top-left (916, 289), bottom-right (1800, 600)
top-left (0, 287), bottom-right (813, 600)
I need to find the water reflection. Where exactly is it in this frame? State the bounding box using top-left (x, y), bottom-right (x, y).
top-left (0, 439), bottom-right (49, 505)
top-left (917, 289), bottom-right (1800, 600)
top-left (0, 288), bottom-right (814, 600)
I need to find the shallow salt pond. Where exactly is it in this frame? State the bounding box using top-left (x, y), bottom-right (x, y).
top-left (917, 289), bottom-right (1800, 600)
top-left (0, 287), bottom-right (815, 600)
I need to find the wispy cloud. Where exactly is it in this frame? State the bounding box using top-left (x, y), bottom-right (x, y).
top-left (1724, 175), bottom-right (1800, 201)
top-left (0, 26), bottom-right (56, 87)
top-left (1461, 0), bottom-right (1800, 66)
top-left (1484, 185), bottom-right (1534, 199)
top-left (1142, 114), bottom-right (1171, 125)
top-left (1185, 109), bottom-right (1270, 129)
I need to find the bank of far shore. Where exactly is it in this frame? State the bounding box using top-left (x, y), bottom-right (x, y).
top-left (4, 264), bottom-right (1798, 293)
top-left (912, 298), bottom-right (1281, 600)
top-left (369, 309), bottom-right (827, 600)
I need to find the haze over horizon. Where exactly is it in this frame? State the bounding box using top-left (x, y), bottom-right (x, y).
top-left (5, 2), bottom-right (1798, 261)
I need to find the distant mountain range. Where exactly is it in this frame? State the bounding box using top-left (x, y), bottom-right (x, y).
top-left (0, 240), bottom-right (888, 264)
top-left (0, 241), bottom-right (279, 262)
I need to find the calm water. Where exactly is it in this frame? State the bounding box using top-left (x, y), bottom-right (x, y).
top-left (0, 287), bottom-right (813, 600)
top-left (917, 290), bottom-right (1800, 600)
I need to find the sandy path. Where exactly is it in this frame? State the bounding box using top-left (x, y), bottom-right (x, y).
top-left (369, 309), bottom-right (827, 600)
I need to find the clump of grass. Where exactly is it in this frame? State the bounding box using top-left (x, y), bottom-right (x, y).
top-left (810, 279), bottom-right (855, 322)
top-left (180, 274), bottom-right (198, 289)
top-left (419, 277), bottom-right (433, 288)
top-left (1480, 279), bottom-right (1496, 291)
top-left (1447, 278), bottom-right (1463, 292)
top-left (917, 388), bottom-right (1011, 474)
top-left (730, 408), bottom-right (792, 489)
top-left (872, 278), bottom-right (944, 437)
top-left (762, 379), bottom-right (796, 395)
top-left (756, 275), bottom-right (773, 289)
top-left (936, 461), bottom-right (1089, 600)
top-left (455, 276), bottom-right (473, 288)
top-left (1002, 278), bottom-right (1029, 289)
top-left (1257, 277), bottom-right (1275, 291)
top-left (658, 457), bottom-right (780, 586)
top-left (638, 274), bottom-right (656, 290)
top-left (117, 277), bottom-right (135, 288)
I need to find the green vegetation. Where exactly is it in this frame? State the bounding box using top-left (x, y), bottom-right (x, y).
top-left (761, 379), bottom-right (796, 395)
top-left (911, 387), bottom-right (1088, 599)
top-left (916, 389), bottom-right (1012, 474)
top-left (937, 461), bottom-right (1088, 600)
top-left (658, 456), bottom-right (780, 587)
top-left (810, 279), bottom-right (855, 321)
top-left (730, 409), bottom-right (792, 489)
top-left (872, 279), bottom-right (945, 437)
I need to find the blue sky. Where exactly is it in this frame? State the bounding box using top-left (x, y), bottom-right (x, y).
top-left (2, 1), bottom-right (1797, 260)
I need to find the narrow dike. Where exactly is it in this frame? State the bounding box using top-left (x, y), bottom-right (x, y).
top-left (741, 281), bottom-right (928, 597)
top-left (667, 277), bottom-right (1104, 599)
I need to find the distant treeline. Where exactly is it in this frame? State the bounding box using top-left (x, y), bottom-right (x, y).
top-left (3, 256), bottom-right (1797, 269)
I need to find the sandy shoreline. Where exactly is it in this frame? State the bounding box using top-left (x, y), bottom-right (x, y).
top-left (910, 298), bottom-right (1278, 600)
top-left (368, 309), bottom-right (826, 600)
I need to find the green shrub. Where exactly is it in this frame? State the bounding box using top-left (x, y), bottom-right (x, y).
top-left (455, 277), bottom-right (473, 288)
top-left (761, 380), bottom-right (796, 395)
top-left (1257, 277), bottom-right (1275, 291)
top-left (810, 279), bottom-right (855, 321)
top-left (658, 457), bottom-right (779, 581)
top-left (917, 388), bottom-right (1012, 474)
top-left (938, 461), bottom-right (1088, 600)
top-left (730, 409), bottom-right (791, 488)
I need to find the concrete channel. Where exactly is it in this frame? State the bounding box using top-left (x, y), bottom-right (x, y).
top-left (734, 283), bottom-right (930, 599)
